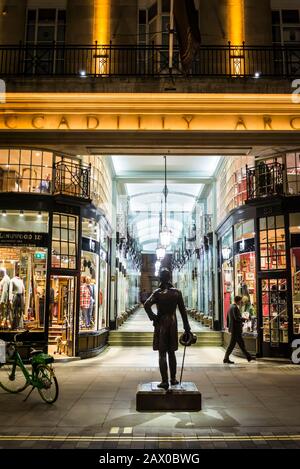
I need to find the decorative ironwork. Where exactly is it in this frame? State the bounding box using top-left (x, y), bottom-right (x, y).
top-left (54, 161), bottom-right (91, 199)
top-left (1, 42), bottom-right (300, 77)
top-left (246, 161), bottom-right (285, 200)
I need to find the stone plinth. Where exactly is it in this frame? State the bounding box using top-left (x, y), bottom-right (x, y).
top-left (136, 382), bottom-right (201, 412)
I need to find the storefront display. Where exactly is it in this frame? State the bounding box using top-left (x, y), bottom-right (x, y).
top-left (234, 220), bottom-right (257, 335)
top-left (221, 229), bottom-right (234, 327)
top-left (289, 213), bottom-right (300, 336)
top-left (0, 210), bottom-right (48, 332)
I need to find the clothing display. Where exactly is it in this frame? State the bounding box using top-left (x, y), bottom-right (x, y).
top-left (9, 276), bottom-right (25, 330)
top-left (0, 271), bottom-right (11, 328)
top-left (80, 280), bottom-right (92, 328)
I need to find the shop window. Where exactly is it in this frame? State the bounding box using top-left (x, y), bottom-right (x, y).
top-left (289, 213), bottom-right (300, 335)
top-left (0, 149), bottom-right (53, 194)
top-left (234, 220), bottom-right (257, 335)
top-left (261, 278), bottom-right (289, 346)
top-left (80, 252), bottom-right (99, 331)
top-left (49, 275), bottom-right (76, 356)
top-left (221, 229), bottom-right (234, 327)
top-left (259, 216), bottom-right (286, 270)
top-left (0, 211), bottom-right (48, 332)
top-left (99, 256), bottom-right (108, 328)
top-left (52, 214), bottom-right (78, 270)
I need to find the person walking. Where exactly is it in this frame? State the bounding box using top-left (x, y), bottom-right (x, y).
top-left (144, 268), bottom-right (192, 390)
top-left (223, 295), bottom-right (255, 364)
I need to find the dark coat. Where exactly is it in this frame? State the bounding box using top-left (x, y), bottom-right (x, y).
top-left (144, 283), bottom-right (191, 352)
top-left (227, 304), bottom-right (243, 336)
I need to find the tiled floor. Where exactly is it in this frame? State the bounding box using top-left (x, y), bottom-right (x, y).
top-left (1, 346), bottom-right (300, 449)
top-left (119, 307), bottom-right (206, 332)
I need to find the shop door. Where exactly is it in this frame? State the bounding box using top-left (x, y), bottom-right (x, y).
top-left (259, 277), bottom-right (290, 358)
top-left (49, 275), bottom-right (76, 356)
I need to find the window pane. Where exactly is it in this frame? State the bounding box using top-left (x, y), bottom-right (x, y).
top-left (282, 10), bottom-right (300, 24)
top-left (38, 9), bottom-right (56, 22)
top-left (139, 9), bottom-right (146, 24)
top-left (272, 10), bottom-right (280, 24)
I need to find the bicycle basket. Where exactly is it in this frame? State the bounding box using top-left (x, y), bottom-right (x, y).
top-left (31, 353), bottom-right (54, 366)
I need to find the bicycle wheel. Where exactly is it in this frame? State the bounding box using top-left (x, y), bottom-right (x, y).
top-left (0, 362), bottom-right (28, 393)
top-left (36, 365), bottom-right (59, 404)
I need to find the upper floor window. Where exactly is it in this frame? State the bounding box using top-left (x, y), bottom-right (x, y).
top-left (272, 9), bottom-right (300, 45)
top-left (25, 8), bottom-right (66, 45)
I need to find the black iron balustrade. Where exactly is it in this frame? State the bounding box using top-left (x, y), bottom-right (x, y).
top-left (246, 161), bottom-right (285, 200)
top-left (1, 42), bottom-right (300, 77)
top-left (54, 161), bottom-right (91, 200)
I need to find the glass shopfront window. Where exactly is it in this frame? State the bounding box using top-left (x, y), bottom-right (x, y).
top-left (80, 251), bottom-right (99, 331)
top-left (261, 278), bottom-right (289, 346)
top-left (234, 220), bottom-right (257, 335)
top-left (52, 213), bottom-right (78, 269)
top-left (0, 210), bottom-right (48, 332)
top-left (259, 216), bottom-right (286, 270)
top-left (289, 213), bottom-right (300, 335)
top-left (0, 149), bottom-right (53, 194)
top-left (221, 229), bottom-right (234, 327)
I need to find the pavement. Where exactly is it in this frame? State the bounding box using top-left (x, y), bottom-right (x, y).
top-left (1, 345), bottom-right (300, 449)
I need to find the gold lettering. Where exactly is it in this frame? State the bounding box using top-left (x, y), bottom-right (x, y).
top-left (87, 115), bottom-right (99, 129)
top-left (235, 117), bottom-right (247, 130)
top-left (32, 115), bottom-right (45, 129)
top-left (263, 115), bottom-right (273, 130)
top-left (58, 116), bottom-right (70, 129)
top-left (182, 115), bottom-right (194, 129)
top-left (290, 117), bottom-right (300, 130)
top-left (161, 116), bottom-right (165, 130)
top-left (138, 116), bottom-right (141, 129)
top-left (116, 116), bottom-right (120, 129)
top-left (4, 115), bottom-right (18, 129)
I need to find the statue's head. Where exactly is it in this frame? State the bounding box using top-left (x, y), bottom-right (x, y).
top-left (159, 268), bottom-right (171, 285)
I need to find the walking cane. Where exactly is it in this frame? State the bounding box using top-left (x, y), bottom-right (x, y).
top-left (179, 344), bottom-right (187, 385)
top-left (179, 332), bottom-right (197, 385)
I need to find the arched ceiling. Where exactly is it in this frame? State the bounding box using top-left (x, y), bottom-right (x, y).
top-left (111, 154), bottom-right (221, 252)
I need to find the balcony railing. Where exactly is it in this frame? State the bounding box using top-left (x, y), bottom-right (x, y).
top-left (1, 42), bottom-right (300, 77)
top-left (0, 159), bottom-right (91, 200)
top-left (246, 161), bottom-right (285, 200)
top-left (54, 161), bottom-right (91, 199)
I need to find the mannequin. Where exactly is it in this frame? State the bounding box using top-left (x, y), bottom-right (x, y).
top-left (86, 276), bottom-right (95, 328)
top-left (9, 267), bottom-right (25, 330)
top-left (80, 276), bottom-right (91, 328)
top-left (0, 268), bottom-right (11, 328)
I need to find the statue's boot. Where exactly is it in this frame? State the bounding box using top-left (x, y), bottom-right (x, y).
top-left (170, 378), bottom-right (179, 385)
top-left (157, 381), bottom-right (169, 390)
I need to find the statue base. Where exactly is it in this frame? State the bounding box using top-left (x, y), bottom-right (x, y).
top-left (136, 381), bottom-right (201, 412)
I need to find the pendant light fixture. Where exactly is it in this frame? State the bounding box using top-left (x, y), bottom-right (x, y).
top-left (160, 155), bottom-right (172, 248)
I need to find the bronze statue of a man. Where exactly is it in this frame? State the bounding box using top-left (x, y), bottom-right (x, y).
top-left (144, 268), bottom-right (191, 390)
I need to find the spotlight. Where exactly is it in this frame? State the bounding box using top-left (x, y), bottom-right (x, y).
top-left (1, 210), bottom-right (6, 217)
top-left (19, 210), bottom-right (24, 217)
top-left (37, 211), bottom-right (42, 218)
top-left (254, 72), bottom-right (261, 79)
top-left (79, 70), bottom-right (86, 77)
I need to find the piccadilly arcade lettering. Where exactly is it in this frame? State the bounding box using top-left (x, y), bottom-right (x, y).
top-left (2, 114), bottom-right (300, 131)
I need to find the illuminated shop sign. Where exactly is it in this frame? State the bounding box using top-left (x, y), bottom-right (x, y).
top-left (0, 232), bottom-right (48, 247)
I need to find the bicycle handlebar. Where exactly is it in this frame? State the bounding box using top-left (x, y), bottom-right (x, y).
top-left (13, 330), bottom-right (30, 344)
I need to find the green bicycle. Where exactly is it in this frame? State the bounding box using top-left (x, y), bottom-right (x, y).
top-left (0, 331), bottom-right (59, 404)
